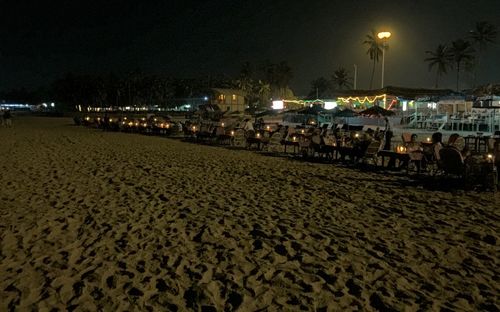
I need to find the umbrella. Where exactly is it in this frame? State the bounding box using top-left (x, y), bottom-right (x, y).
top-left (331, 108), bottom-right (359, 130)
top-left (359, 105), bottom-right (395, 117)
top-left (332, 108), bottom-right (358, 118)
top-left (297, 105), bottom-right (327, 115)
top-left (254, 109), bottom-right (280, 118)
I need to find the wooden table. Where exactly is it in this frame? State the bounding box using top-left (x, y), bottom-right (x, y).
top-left (282, 140), bottom-right (300, 153)
top-left (377, 150), bottom-right (422, 173)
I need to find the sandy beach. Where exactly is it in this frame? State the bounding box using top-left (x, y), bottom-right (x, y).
top-left (0, 117), bottom-right (498, 311)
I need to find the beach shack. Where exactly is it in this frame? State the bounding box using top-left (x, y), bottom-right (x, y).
top-left (211, 88), bottom-right (247, 112)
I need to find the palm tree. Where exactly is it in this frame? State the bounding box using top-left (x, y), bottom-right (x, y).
top-left (331, 67), bottom-right (352, 90)
top-left (309, 77), bottom-right (330, 98)
top-left (469, 21), bottom-right (498, 86)
top-left (449, 39), bottom-right (475, 91)
top-left (236, 61), bottom-right (254, 91)
top-left (424, 44), bottom-right (452, 88)
top-left (255, 80), bottom-right (271, 109)
top-left (363, 30), bottom-right (383, 89)
top-left (275, 61), bottom-right (293, 98)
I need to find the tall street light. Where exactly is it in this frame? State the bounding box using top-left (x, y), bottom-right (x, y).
top-left (377, 31), bottom-right (391, 88)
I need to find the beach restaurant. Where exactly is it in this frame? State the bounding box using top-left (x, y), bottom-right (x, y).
top-left (332, 86), bottom-right (455, 111)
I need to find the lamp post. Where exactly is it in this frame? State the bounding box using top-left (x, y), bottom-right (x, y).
top-left (377, 31), bottom-right (391, 88)
top-left (353, 64), bottom-right (357, 90)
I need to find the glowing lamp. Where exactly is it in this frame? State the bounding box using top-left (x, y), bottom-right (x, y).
top-left (109, 118), bottom-right (113, 122)
top-left (324, 101), bottom-right (337, 110)
top-left (292, 136), bottom-right (297, 142)
top-left (301, 129), bottom-right (305, 134)
top-left (154, 118), bottom-right (157, 122)
top-left (266, 125), bottom-right (270, 131)
top-left (123, 117), bottom-right (128, 120)
top-left (355, 133), bottom-right (359, 138)
top-left (166, 124), bottom-right (170, 129)
top-left (396, 145), bottom-right (407, 153)
top-left (377, 31), bottom-right (391, 39)
top-left (221, 122), bottom-right (225, 127)
top-left (426, 137), bottom-right (431, 142)
top-left (142, 123), bottom-right (147, 127)
top-left (256, 133), bottom-right (261, 138)
top-left (230, 130), bottom-right (235, 136)
top-left (85, 116), bottom-right (90, 121)
top-left (272, 100), bottom-right (284, 110)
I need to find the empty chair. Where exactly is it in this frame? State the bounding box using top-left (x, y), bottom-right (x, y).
top-left (232, 129), bottom-right (246, 147)
top-left (362, 139), bottom-right (384, 166)
top-left (215, 127), bottom-right (231, 145)
top-left (266, 132), bottom-right (284, 153)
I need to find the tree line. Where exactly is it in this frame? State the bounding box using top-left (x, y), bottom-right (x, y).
top-left (0, 61), bottom-right (294, 111)
top-left (2, 21), bottom-right (497, 109)
top-left (425, 21), bottom-right (497, 91)
top-left (308, 20), bottom-right (497, 95)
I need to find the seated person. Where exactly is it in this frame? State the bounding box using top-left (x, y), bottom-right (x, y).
top-left (406, 134), bottom-right (423, 152)
top-left (448, 133), bottom-right (470, 158)
top-left (421, 132), bottom-right (443, 168)
top-left (431, 132), bottom-right (444, 161)
top-left (405, 134), bottom-right (424, 169)
top-left (322, 133), bottom-right (337, 146)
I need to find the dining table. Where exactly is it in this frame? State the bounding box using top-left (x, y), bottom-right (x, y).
top-left (378, 149), bottom-right (424, 173)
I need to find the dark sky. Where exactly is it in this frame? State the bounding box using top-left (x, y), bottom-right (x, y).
top-left (1, 0), bottom-right (499, 94)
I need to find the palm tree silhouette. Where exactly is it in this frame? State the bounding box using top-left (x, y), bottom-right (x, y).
top-left (469, 21), bottom-right (498, 86)
top-left (275, 61), bottom-right (293, 98)
top-left (309, 77), bottom-right (330, 98)
top-left (331, 67), bottom-right (352, 90)
top-left (363, 30), bottom-right (382, 90)
top-left (256, 80), bottom-right (271, 109)
top-left (424, 44), bottom-right (452, 88)
top-left (449, 39), bottom-right (475, 91)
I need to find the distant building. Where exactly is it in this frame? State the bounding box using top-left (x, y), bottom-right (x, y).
top-left (211, 88), bottom-right (247, 112)
top-left (0, 102), bottom-right (33, 111)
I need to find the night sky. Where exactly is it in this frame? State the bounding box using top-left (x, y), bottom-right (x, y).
top-left (1, 0), bottom-right (499, 94)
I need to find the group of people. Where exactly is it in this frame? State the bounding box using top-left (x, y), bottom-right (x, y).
top-left (1, 110), bottom-right (12, 127)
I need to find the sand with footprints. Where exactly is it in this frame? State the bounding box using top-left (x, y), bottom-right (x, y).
top-left (0, 117), bottom-right (498, 311)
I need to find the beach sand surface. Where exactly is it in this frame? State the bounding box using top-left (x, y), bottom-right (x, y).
top-left (0, 117), bottom-right (499, 311)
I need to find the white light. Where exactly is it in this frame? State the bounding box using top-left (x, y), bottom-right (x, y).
top-left (402, 101), bottom-right (407, 112)
top-left (51, 102), bottom-right (55, 107)
top-left (324, 101), bottom-right (337, 110)
top-left (272, 100), bottom-right (284, 110)
top-left (204, 96), bottom-right (208, 101)
top-left (377, 31), bottom-right (391, 39)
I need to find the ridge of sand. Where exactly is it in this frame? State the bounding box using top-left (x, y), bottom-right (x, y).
top-left (0, 117), bottom-right (498, 311)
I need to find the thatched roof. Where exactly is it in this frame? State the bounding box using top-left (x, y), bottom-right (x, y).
top-left (212, 88), bottom-right (247, 97)
top-left (469, 83), bottom-right (500, 96)
top-left (331, 86), bottom-right (456, 99)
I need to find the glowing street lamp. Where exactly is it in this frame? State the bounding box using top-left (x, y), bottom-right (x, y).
top-left (377, 31), bottom-right (391, 88)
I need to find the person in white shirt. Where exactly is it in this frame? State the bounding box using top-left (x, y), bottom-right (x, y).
top-left (242, 119), bottom-right (254, 131)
